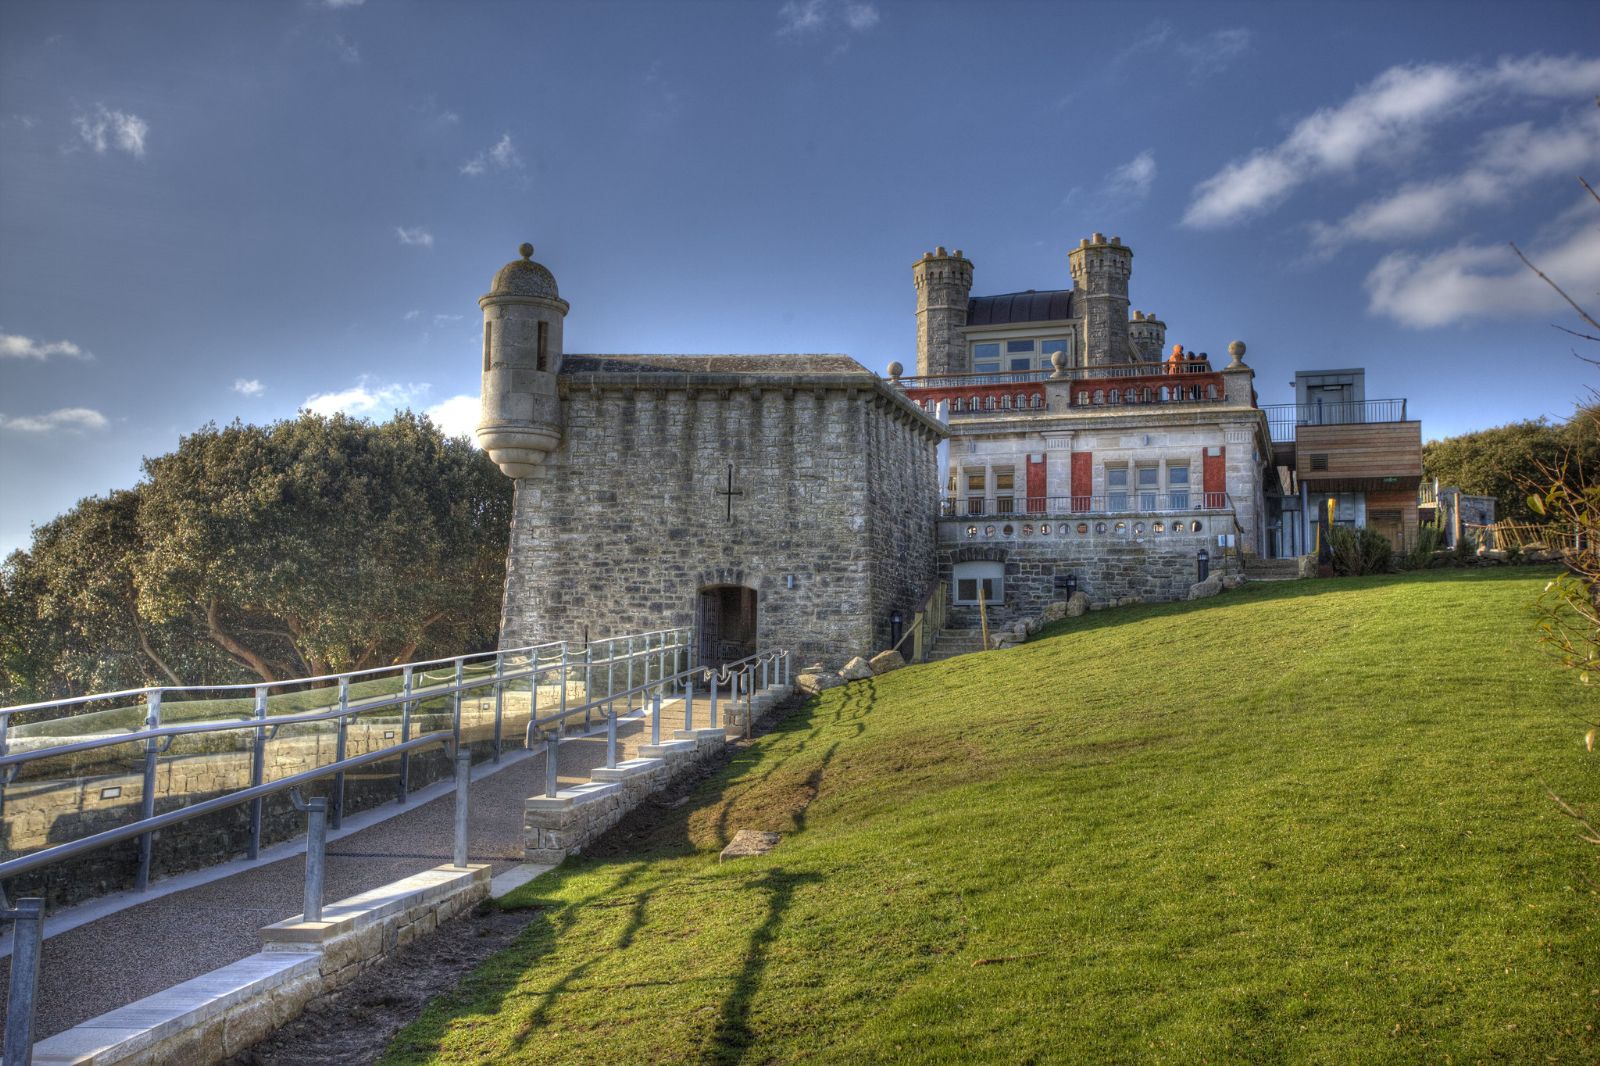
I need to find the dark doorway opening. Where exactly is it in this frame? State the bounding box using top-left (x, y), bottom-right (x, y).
top-left (697, 585), bottom-right (758, 667)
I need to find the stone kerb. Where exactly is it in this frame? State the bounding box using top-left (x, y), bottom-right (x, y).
top-left (33, 863), bottom-right (491, 1066)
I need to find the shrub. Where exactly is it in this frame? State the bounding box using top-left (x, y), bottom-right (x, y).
top-left (1399, 521), bottom-right (1445, 571)
top-left (1329, 526), bottom-right (1394, 577)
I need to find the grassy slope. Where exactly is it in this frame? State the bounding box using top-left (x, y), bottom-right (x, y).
top-left (384, 569), bottom-right (1598, 1064)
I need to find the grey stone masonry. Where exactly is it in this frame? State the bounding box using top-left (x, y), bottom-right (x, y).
top-left (499, 359), bottom-right (945, 670)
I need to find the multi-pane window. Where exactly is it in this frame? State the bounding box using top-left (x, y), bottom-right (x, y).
top-left (1106, 466), bottom-right (1129, 511)
top-left (1137, 466), bottom-right (1160, 510)
top-left (952, 561), bottom-right (1005, 605)
top-left (994, 468), bottom-right (1015, 513)
top-left (973, 343), bottom-right (1001, 374)
top-left (1042, 339), bottom-right (1068, 366)
top-left (1006, 339), bottom-right (1034, 371)
top-left (1168, 465), bottom-right (1190, 509)
top-left (966, 469), bottom-right (986, 515)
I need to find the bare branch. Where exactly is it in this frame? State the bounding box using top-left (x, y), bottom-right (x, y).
top-left (1512, 242), bottom-right (1600, 336)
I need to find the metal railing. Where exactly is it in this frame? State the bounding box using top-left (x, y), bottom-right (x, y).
top-left (1260, 398), bottom-right (1410, 443)
top-left (0, 626), bottom-right (802, 1062)
top-left (897, 359), bottom-right (1214, 390)
top-left (940, 492), bottom-right (1229, 518)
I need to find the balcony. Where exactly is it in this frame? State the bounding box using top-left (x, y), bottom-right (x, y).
top-left (1260, 398), bottom-right (1409, 444)
top-left (894, 360), bottom-right (1227, 418)
top-left (939, 492), bottom-right (1230, 518)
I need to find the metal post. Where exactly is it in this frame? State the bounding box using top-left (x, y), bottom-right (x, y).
top-left (606, 711), bottom-right (618, 769)
top-left (544, 734), bottom-right (560, 798)
top-left (247, 686), bottom-right (268, 860)
top-left (299, 796), bottom-right (328, 923)
top-left (4, 898), bottom-right (45, 1066)
top-left (331, 677), bottom-right (349, 830)
top-left (745, 669), bottom-right (754, 739)
top-left (558, 643), bottom-right (568, 727)
top-left (528, 654), bottom-right (538, 742)
top-left (657, 638), bottom-right (667, 695)
top-left (685, 678), bottom-right (694, 731)
top-left (626, 636), bottom-right (635, 713)
top-left (651, 691), bottom-right (661, 746)
top-left (606, 639), bottom-right (615, 716)
top-left (492, 652), bottom-right (505, 764)
top-left (453, 749), bottom-right (470, 869)
top-left (398, 666), bottom-right (414, 803)
top-left (135, 690), bottom-right (161, 892)
top-left (451, 658), bottom-right (464, 747)
top-left (582, 640), bottom-right (595, 729)
top-left (0, 714), bottom-right (9, 823)
top-left (710, 672), bottom-right (720, 729)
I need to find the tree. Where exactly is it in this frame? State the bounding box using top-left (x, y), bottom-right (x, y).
top-left (0, 412), bottom-right (512, 705)
top-left (135, 412), bottom-right (511, 680)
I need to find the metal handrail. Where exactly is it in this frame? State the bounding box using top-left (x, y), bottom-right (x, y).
top-left (941, 492), bottom-right (1230, 518)
top-left (0, 732), bottom-right (452, 886)
top-left (898, 360), bottom-right (1215, 389)
top-left (1260, 398), bottom-right (1410, 443)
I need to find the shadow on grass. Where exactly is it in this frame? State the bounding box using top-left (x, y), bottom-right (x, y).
top-left (705, 865), bottom-right (825, 1065)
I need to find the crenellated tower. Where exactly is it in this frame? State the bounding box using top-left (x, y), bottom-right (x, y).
top-left (913, 247), bottom-right (973, 378)
top-left (476, 242), bottom-right (568, 478)
top-left (1068, 233), bottom-right (1134, 367)
top-left (1128, 309), bottom-right (1167, 364)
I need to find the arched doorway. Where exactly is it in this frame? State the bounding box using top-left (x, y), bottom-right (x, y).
top-left (697, 585), bottom-right (758, 666)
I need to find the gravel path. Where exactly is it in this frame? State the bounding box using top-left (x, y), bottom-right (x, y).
top-left (7, 701), bottom-right (697, 1040)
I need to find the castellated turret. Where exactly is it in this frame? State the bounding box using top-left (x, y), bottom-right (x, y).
top-left (1128, 309), bottom-right (1167, 363)
top-left (1068, 233), bottom-right (1134, 367)
top-left (476, 243), bottom-right (569, 479)
top-left (913, 247), bottom-right (973, 378)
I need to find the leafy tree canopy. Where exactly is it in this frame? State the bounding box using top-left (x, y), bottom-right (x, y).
top-left (1422, 404), bottom-right (1598, 522)
top-left (1, 412), bottom-right (510, 705)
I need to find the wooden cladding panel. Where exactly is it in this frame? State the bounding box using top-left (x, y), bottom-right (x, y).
top-left (1295, 422), bottom-right (1421, 480)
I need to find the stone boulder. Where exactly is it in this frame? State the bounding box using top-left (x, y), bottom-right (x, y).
top-left (1014, 621), bottom-right (1031, 640)
top-left (868, 649), bottom-right (906, 675)
top-left (1065, 591), bottom-right (1090, 618)
top-left (796, 671), bottom-right (844, 695)
top-left (1187, 573), bottom-right (1223, 600)
top-left (1040, 600), bottom-right (1069, 624)
top-left (719, 829), bottom-right (780, 862)
top-left (1221, 574), bottom-right (1245, 590)
top-left (840, 656), bottom-right (875, 682)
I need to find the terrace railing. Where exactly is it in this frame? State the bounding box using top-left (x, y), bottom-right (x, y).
top-left (940, 492), bottom-right (1229, 518)
top-left (897, 359), bottom-right (1214, 390)
top-left (1260, 398), bottom-right (1410, 443)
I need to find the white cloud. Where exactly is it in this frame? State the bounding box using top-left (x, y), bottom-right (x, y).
top-left (1183, 54), bottom-right (1600, 228)
top-left (432, 313), bottom-right (463, 327)
top-left (1311, 109), bottom-right (1600, 252)
top-left (302, 378), bottom-right (429, 419)
top-left (323, 0), bottom-right (365, 7)
top-left (402, 309), bottom-right (421, 321)
top-left (1104, 150), bottom-right (1157, 201)
top-left (0, 407), bottom-right (109, 433)
top-left (460, 133), bottom-right (522, 176)
top-left (0, 332), bottom-right (91, 361)
top-left (425, 394), bottom-right (480, 440)
top-left (1176, 27), bottom-right (1252, 80)
top-left (233, 378), bottom-right (265, 397)
top-left (333, 34), bottom-right (361, 64)
top-left (396, 226), bottom-right (434, 248)
top-left (72, 105), bottom-right (148, 157)
top-left (1364, 219), bottom-right (1600, 328)
top-left (777, 0), bottom-right (879, 39)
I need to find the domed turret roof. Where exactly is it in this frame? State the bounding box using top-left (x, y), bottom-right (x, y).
top-left (488, 242), bottom-right (559, 299)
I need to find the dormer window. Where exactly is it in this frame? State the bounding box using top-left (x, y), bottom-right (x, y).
top-left (973, 343), bottom-right (1001, 374)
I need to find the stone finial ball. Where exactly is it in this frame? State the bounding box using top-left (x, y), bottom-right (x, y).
top-left (887, 360), bottom-right (904, 380)
top-left (1051, 349), bottom-right (1067, 369)
top-left (1228, 340), bottom-right (1246, 358)
top-left (519, 242), bottom-right (534, 259)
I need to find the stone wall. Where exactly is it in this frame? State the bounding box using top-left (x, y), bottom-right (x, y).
top-left (500, 369), bottom-right (943, 670)
top-left (937, 516), bottom-right (1240, 627)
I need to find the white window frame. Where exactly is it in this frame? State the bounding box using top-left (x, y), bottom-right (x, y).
top-left (952, 561), bottom-right (1005, 606)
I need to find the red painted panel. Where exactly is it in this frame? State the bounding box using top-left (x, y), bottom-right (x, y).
top-left (1071, 452), bottom-right (1092, 512)
top-left (1203, 446), bottom-right (1226, 506)
top-left (1026, 455), bottom-right (1047, 513)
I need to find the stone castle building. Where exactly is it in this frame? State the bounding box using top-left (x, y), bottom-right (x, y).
top-left (477, 235), bottom-right (1274, 666)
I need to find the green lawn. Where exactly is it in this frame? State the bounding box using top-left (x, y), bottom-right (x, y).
top-left (384, 569), bottom-right (1599, 1064)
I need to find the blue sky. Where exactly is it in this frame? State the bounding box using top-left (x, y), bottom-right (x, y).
top-left (2, 0), bottom-right (1597, 555)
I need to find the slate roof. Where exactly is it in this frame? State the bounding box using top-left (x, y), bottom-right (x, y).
top-left (966, 290), bottom-right (1074, 326)
top-left (561, 354), bottom-right (873, 377)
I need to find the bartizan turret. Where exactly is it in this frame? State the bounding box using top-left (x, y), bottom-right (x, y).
top-left (913, 247), bottom-right (973, 378)
top-left (1068, 233), bottom-right (1134, 367)
top-left (1128, 309), bottom-right (1167, 364)
top-left (476, 242), bottom-right (568, 478)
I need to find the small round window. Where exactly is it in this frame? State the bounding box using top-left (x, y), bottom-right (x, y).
top-left (1133, 522), bottom-right (1145, 535)
top-left (966, 525), bottom-right (977, 538)
top-left (1191, 520), bottom-right (1203, 533)
top-left (1002, 524), bottom-right (1015, 537)
top-left (1095, 522), bottom-right (1107, 534)
top-left (985, 524), bottom-right (996, 537)
top-left (1076, 522), bottom-right (1088, 534)
top-left (1114, 521), bottom-right (1127, 534)
top-left (1040, 523), bottom-right (1051, 535)
top-left (1022, 524), bottom-right (1034, 536)
top-left (1152, 521), bottom-right (1165, 533)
